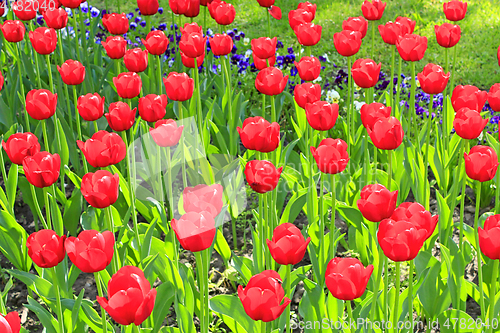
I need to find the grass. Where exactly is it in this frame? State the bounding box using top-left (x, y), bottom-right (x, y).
top-left (93, 0), bottom-right (500, 89)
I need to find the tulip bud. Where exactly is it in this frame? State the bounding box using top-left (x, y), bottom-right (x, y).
top-left (138, 94), bottom-right (168, 122)
top-left (105, 101), bottom-right (136, 132)
top-left (141, 30), bottom-right (169, 56)
top-left (396, 34), bottom-right (428, 62)
top-left (342, 16), bottom-right (368, 39)
top-left (255, 67), bottom-right (288, 96)
top-left (310, 138), bottom-right (349, 174)
top-left (13, 1), bottom-right (36, 21)
top-left (434, 23), bottom-right (461, 48)
top-left (101, 36), bottom-right (127, 59)
top-left (464, 145), bottom-right (498, 182)
top-left (488, 83), bottom-right (500, 112)
top-left (361, 0), bottom-right (386, 21)
top-left (294, 22), bottom-right (322, 46)
top-left (237, 116), bottom-right (280, 153)
top-left (29, 27), bottom-right (57, 55)
top-left (149, 119), bottom-right (184, 147)
top-left (43, 7), bottom-right (68, 30)
top-left (417, 63), bottom-right (450, 95)
top-left (171, 212), bottom-right (216, 252)
top-left (288, 8), bottom-right (313, 30)
top-left (27, 229), bottom-right (66, 268)
top-left (81, 171), bottom-right (120, 208)
top-left (368, 116), bottom-right (404, 150)
top-left (25, 89), bottom-right (58, 120)
top-left (377, 219), bottom-right (427, 262)
top-left (478, 215), bottom-right (500, 260)
top-left (209, 34), bottom-right (233, 56)
top-left (0, 312), bottom-right (21, 333)
top-left (113, 72), bottom-right (142, 99)
top-left (266, 223), bottom-right (310, 265)
top-left (2, 132), bottom-right (41, 166)
top-left (245, 160), bottom-right (283, 193)
top-left (57, 59), bottom-right (86, 85)
top-left (251, 37), bottom-right (277, 60)
top-left (0, 20), bottom-right (26, 43)
top-left (443, 0), bottom-right (467, 22)
top-left (305, 100), bottom-right (339, 131)
top-left (137, 0), bottom-right (159, 15)
top-left (453, 107), bottom-right (488, 140)
top-left (163, 72), bottom-right (194, 102)
top-left (65, 230), bottom-right (115, 273)
top-left (124, 48), bottom-right (149, 73)
top-left (102, 13), bottom-right (129, 35)
top-left (293, 82), bottom-right (321, 109)
top-left (208, 0), bottom-right (235, 25)
top-left (77, 93), bottom-right (105, 121)
top-left (451, 85), bottom-right (487, 112)
top-left (77, 130), bottom-right (126, 168)
top-left (183, 184), bottom-right (224, 217)
top-left (294, 56), bottom-right (321, 82)
top-left (351, 58), bottom-right (381, 88)
top-left (357, 184), bottom-right (398, 222)
top-left (23, 152), bottom-right (61, 188)
top-left (325, 258), bottom-right (373, 300)
top-left (333, 29), bottom-right (362, 57)
top-left (360, 102), bottom-right (392, 131)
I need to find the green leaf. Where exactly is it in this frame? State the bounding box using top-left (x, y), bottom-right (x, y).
top-left (0, 210), bottom-right (31, 271)
top-left (214, 229), bottom-right (231, 264)
top-left (152, 282), bottom-right (175, 333)
top-left (209, 295), bottom-right (258, 333)
top-left (176, 303), bottom-right (196, 333)
top-left (63, 189), bottom-right (82, 236)
top-left (25, 297), bottom-right (57, 333)
top-left (7, 269), bottom-right (53, 298)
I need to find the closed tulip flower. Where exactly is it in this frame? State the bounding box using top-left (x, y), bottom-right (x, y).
top-left (357, 184), bottom-right (398, 222)
top-left (208, 0), bottom-right (235, 25)
top-left (288, 8), bottom-right (313, 30)
top-left (342, 16), bottom-right (368, 39)
top-left (396, 34), bottom-right (428, 62)
top-left (77, 131), bottom-right (126, 168)
top-left (43, 7), bottom-right (68, 30)
top-left (294, 56), bottom-right (321, 81)
top-left (25, 89), bottom-right (58, 120)
top-left (149, 119), bottom-right (184, 147)
top-left (101, 35), bottom-right (127, 59)
top-left (391, 202), bottom-right (439, 240)
top-left (237, 116), bottom-right (280, 153)
top-left (60, 0), bottom-right (82, 8)
top-left (368, 117), bottom-right (404, 150)
top-left (113, 72), bottom-right (142, 99)
top-left (169, 0), bottom-right (189, 14)
top-left (185, 0), bottom-right (201, 17)
top-left (183, 184), bottom-right (224, 217)
top-left (0, 71), bottom-right (3, 92)
top-left (181, 51), bottom-right (205, 68)
top-left (102, 13), bottom-right (129, 35)
top-left (124, 48), bottom-right (148, 73)
top-left (2, 133), bottom-right (41, 166)
top-left (27, 229), bottom-right (66, 268)
top-left (268, 5), bottom-right (281, 20)
top-left (97, 266), bottom-right (157, 326)
top-left (238, 270), bottom-right (291, 322)
top-left (81, 170), bottom-right (120, 208)
top-left (0, 1), bottom-right (4, 17)
top-left (267, 223), bottom-right (310, 265)
top-left (200, 0), bottom-right (213, 5)
top-left (305, 101), bottom-right (339, 131)
top-left (163, 72), bottom-right (194, 101)
top-left (395, 16), bottom-right (416, 34)
top-left (325, 258), bottom-right (373, 300)
top-left (478, 215), bottom-right (500, 260)
top-left (0, 312), bottom-right (21, 333)
top-left (65, 230), bottom-right (115, 273)
top-left (142, 30), bottom-right (169, 55)
top-left (139, 94), bottom-right (168, 122)
top-left (351, 58), bottom-right (381, 88)
top-left (77, 93), bottom-right (105, 121)
top-left (0, 20), bottom-right (26, 43)
top-left (245, 160), bottom-right (283, 194)
top-left (253, 54), bottom-right (276, 70)
top-left (13, 1), bottom-right (36, 21)
top-left (251, 37), bottom-right (277, 60)
top-left (179, 29), bottom-right (206, 58)
top-left (488, 83), bottom-right (500, 112)
top-left (257, 0), bottom-right (273, 7)
top-left (209, 34), bottom-right (233, 56)
top-left (293, 82), bottom-right (321, 109)
top-left (361, 0), bottom-right (386, 21)
top-left (171, 212), bottom-right (216, 252)
top-left (435, 23), bottom-right (461, 48)
top-left (333, 29), bottom-right (362, 57)
top-left (377, 219), bottom-right (427, 262)
top-left (310, 138), bottom-right (349, 174)
top-left (378, 21), bottom-right (404, 45)
top-left (464, 145), bottom-right (499, 182)
top-left (105, 101), bottom-right (136, 132)
top-left (360, 102), bottom-right (392, 131)
top-left (417, 63), bottom-right (450, 95)
top-left (451, 85), bottom-right (487, 112)
top-left (255, 67), bottom-right (288, 96)
top-left (443, 1), bottom-right (467, 22)
top-left (294, 22), bottom-right (322, 46)
top-left (23, 152), bottom-right (60, 188)
top-left (29, 27), bottom-right (57, 55)
top-left (298, 1), bottom-right (317, 18)
top-left (453, 108), bottom-right (487, 140)
top-left (57, 59), bottom-right (85, 85)
top-left (137, 0), bottom-right (159, 15)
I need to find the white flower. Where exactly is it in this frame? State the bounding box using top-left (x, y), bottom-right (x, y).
top-left (322, 53), bottom-right (330, 63)
top-left (245, 49), bottom-right (252, 58)
top-left (354, 101), bottom-right (366, 111)
top-left (326, 89), bottom-right (340, 104)
top-left (313, 76), bottom-right (322, 83)
top-left (243, 37), bottom-right (250, 46)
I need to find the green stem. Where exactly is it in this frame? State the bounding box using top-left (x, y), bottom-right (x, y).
top-left (157, 55), bottom-right (163, 95)
top-left (496, 138), bottom-right (500, 214)
top-left (223, 55), bottom-right (235, 155)
top-left (408, 260), bottom-right (414, 330)
top-left (204, 248), bottom-right (210, 331)
top-left (390, 46), bottom-right (395, 107)
top-left (285, 264), bottom-right (292, 333)
top-left (58, 31), bottom-right (75, 136)
top-left (258, 191), bottom-right (264, 272)
top-left (94, 272), bottom-right (108, 333)
top-left (104, 0), bottom-right (108, 13)
top-left (364, 91), bottom-right (370, 186)
top-left (178, 101), bottom-right (188, 188)
top-left (488, 260), bottom-right (499, 333)
top-left (346, 301), bottom-right (354, 333)
top-left (105, 206), bottom-right (119, 273)
top-left (459, 141), bottom-right (468, 253)
top-left (369, 247), bottom-right (385, 327)
top-left (52, 267), bottom-right (65, 333)
top-left (261, 320), bottom-right (266, 333)
top-left (393, 261), bottom-right (401, 333)
top-left (73, 86), bottom-right (89, 174)
top-left (31, 24), bottom-right (42, 88)
top-left (194, 58), bottom-right (203, 144)
top-left (371, 22), bottom-right (375, 60)
top-left (329, 174), bottom-right (336, 260)
top-left (444, 47), bottom-right (450, 152)
top-left (395, 57), bottom-right (402, 122)
top-left (423, 95), bottom-right (434, 211)
top-left (31, 185), bottom-right (47, 229)
top-left (450, 45), bottom-right (457, 97)
top-left (347, 56), bottom-right (352, 155)
top-left (261, 93), bottom-right (266, 118)
top-left (474, 181), bottom-right (486, 323)
top-left (166, 147), bottom-right (174, 220)
top-left (72, 10), bottom-right (81, 62)
top-left (41, 119), bottom-right (50, 157)
top-left (319, 132), bottom-right (325, 276)
top-left (409, 61), bottom-right (416, 141)
top-left (116, 0), bottom-right (121, 14)
top-left (14, 43), bottom-right (29, 131)
top-left (267, 10), bottom-right (271, 37)
top-left (195, 251), bottom-right (206, 333)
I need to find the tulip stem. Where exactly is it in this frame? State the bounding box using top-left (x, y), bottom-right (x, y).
top-left (157, 55), bottom-right (163, 95)
top-left (261, 320), bottom-right (266, 333)
top-left (346, 301), bottom-right (354, 333)
top-left (52, 266), bottom-right (65, 333)
top-left (347, 56), bottom-right (352, 156)
top-left (30, 24), bottom-right (42, 88)
top-left (14, 43), bottom-right (29, 131)
top-left (390, 46), bottom-right (395, 108)
top-left (195, 251), bottom-right (207, 333)
top-left (258, 192), bottom-right (264, 272)
top-left (58, 30), bottom-right (75, 137)
top-left (450, 45), bottom-right (457, 97)
top-left (94, 272), bottom-right (108, 333)
top-left (105, 206), bottom-right (120, 273)
top-left (393, 261), bottom-right (401, 333)
top-left (369, 246), bottom-right (385, 328)
top-left (329, 173), bottom-right (336, 260)
top-left (177, 101), bottom-right (188, 188)
top-left (72, 9), bottom-right (81, 62)
top-left (409, 61), bottom-right (416, 141)
top-left (285, 264), bottom-right (292, 333)
top-left (488, 260), bottom-right (499, 333)
top-left (267, 10), bottom-right (271, 37)
top-left (496, 139), bottom-right (500, 214)
top-left (73, 86), bottom-right (89, 174)
top-left (193, 57), bottom-right (203, 147)
top-left (371, 22), bottom-right (375, 60)
top-left (423, 94), bottom-right (434, 211)
top-left (319, 135), bottom-right (325, 275)
top-left (261, 93), bottom-right (266, 119)
top-left (395, 57), bottom-right (402, 122)
top-left (474, 180), bottom-right (486, 323)
top-left (408, 259), bottom-right (414, 330)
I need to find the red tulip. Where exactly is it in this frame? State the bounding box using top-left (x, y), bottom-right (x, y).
top-left (255, 67), bottom-right (288, 96)
top-left (0, 1), bottom-right (4, 17)
top-left (101, 35), bottom-right (127, 59)
top-left (361, 0), bottom-right (386, 21)
top-left (23, 152), bottom-right (60, 188)
top-left (464, 145), bottom-right (498, 182)
top-left (180, 27), bottom-right (206, 58)
top-left (182, 21), bottom-right (203, 33)
top-left (149, 119), bottom-right (184, 147)
top-left (25, 89), bottom-right (58, 120)
top-left (325, 258), bottom-right (373, 300)
top-left (209, 34), bottom-right (233, 56)
top-left (305, 101), bottom-right (339, 132)
top-left (498, 45), bottom-right (500, 67)
top-left (57, 59), bottom-right (85, 85)
top-left (0, 71), bottom-right (3, 92)
top-left (478, 215), bottom-right (500, 260)
top-left (171, 212), bottom-right (216, 252)
top-left (81, 170), bottom-right (120, 208)
top-left (310, 138), bottom-right (349, 174)
top-left (294, 22), bottom-right (322, 46)
top-left (238, 270), bottom-right (291, 322)
top-left (102, 13), bottom-right (129, 35)
top-left (138, 94), bottom-right (167, 122)
top-left (113, 72), bottom-right (142, 99)
top-left (43, 7), bottom-right (68, 30)
top-left (59, 0), bottom-right (81, 8)
top-left (13, 1), bottom-right (36, 21)
top-left (137, 0), bottom-right (159, 15)
top-left (245, 160), bottom-right (283, 194)
top-left (288, 8), bottom-right (313, 30)
top-left (391, 202), bottom-right (439, 240)
top-left (451, 85), bottom-right (487, 112)
top-left (163, 72), bottom-right (194, 102)
top-left (2, 133), bottom-right (41, 166)
top-left (294, 56), bottom-right (320, 81)
top-left (293, 82), bottom-right (321, 109)
top-left (256, 0), bottom-right (273, 7)
top-left (443, 0), bottom-right (467, 22)
top-left (360, 102), bottom-right (392, 131)
top-left (342, 16), bottom-right (368, 39)
top-left (97, 266), bottom-right (157, 326)
top-left (267, 223), bottom-right (310, 265)
top-left (297, 1), bottom-right (316, 18)
top-left (200, 0), bottom-right (213, 6)
top-left (27, 229), bottom-right (66, 268)
top-left (378, 21), bottom-right (405, 45)
top-left (39, 0), bottom-right (63, 14)
top-left (453, 108), bottom-right (487, 140)
top-left (396, 34), bottom-right (428, 62)
top-left (268, 5), bottom-right (281, 20)
top-left (395, 16), bottom-right (416, 34)
top-left (170, 0), bottom-right (189, 14)
top-left (417, 63), bottom-right (450, 95)
top-left (237, 116), bottom-right (280, 153)
top-left (142, 30), bottom-right (169, 56)
top-left (377, 218), bottom-right (427, 262)
top-left (253, 54), bottom-right (276, 70)
top-left (65, 230), bottom-right (115, 273)
top-left (29, 27), bottom-right (57, 55)
top-left (368, 116), bottom-right (404, 150)
top-left (357, 183), bottom-right (398, 223)
top-left (124, 48), bottom-right (148, 73)
top-left (0, 312), bottom-right (21, 333)
top-left (251, 37), bottom-right (277, 60)
top-left (435, 23), bottom-right (461, 48)
top-left (333, 29), bottom-right (362, 57)
top-left (77, 93), bottom-right (105, 121)
top-left (0, 20), bottom-right (26, 43)
top-left (488, 83), bottom-right (500, 112)
top-left (183, 184), bottom-right (224, 217)
top-left (105, 101), bottom-right (136, 132)
top-left (208, 0), bottom-right (235, 25)
top-left (351, 58), bottom-right (381, 88)
top-left (185, 0), bottom-right (201, 17)
top-left (77, 131), bottom-right (126, 168)
top-left (181, 51), bottom-right (205, 68)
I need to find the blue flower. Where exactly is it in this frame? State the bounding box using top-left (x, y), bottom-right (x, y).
top-left (287, 47), bottom-right (294, 54)
top-left (91, 7), bottom-right (100, 18)
top-left (140, 20), bottom-right (147, 28)
top-left (36, 15), bottom-right (44, 25)
top-left (127, 13), bottom-right (134, 19)
top-left (277, 40), bottom-right (284, 49)
top-left (159, 23), bottom-right (167, 31)
top-left (228, 31), bottom-right (235, 38)
top-left (240, 32), bottom-right (245, 38)
top-left (135, 17), bottom-right (141, 23)
top-left (84, 19), bottom-right (90, 26)
top-left (81, 2), bottom-right (89, 13)
top-left (130, 22), bottom-right (137, 30)
top-left (159, 7), bottom-right (164, 14)
top-left (318, 55), bottom-right (327, 62)
top-left (290, 66), bottom-right (298, 77)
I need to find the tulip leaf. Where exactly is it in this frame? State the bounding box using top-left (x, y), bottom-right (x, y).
top-left (437, 309), bottom-right (482, 333)
top-left (5, 163), bottom-right (17, 213)
top-left (209, 294), bottom-right (258, 333)
top-left (141, 220), bottom-right (158, 261)
top-left (63, 189), bottom-right (83, 236)
top-left (0, 210), bottom-right (31, 272)
top-left (176, 302), bottom-right (196, 333)
top-left (7, 269), bottom-right (53, 298)
top-left (25, 296), bottom-right (57, 333)
top-left (214, 229), bottom-right (231, 264)
top-left (152, 282), bottom-right (175, 333)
